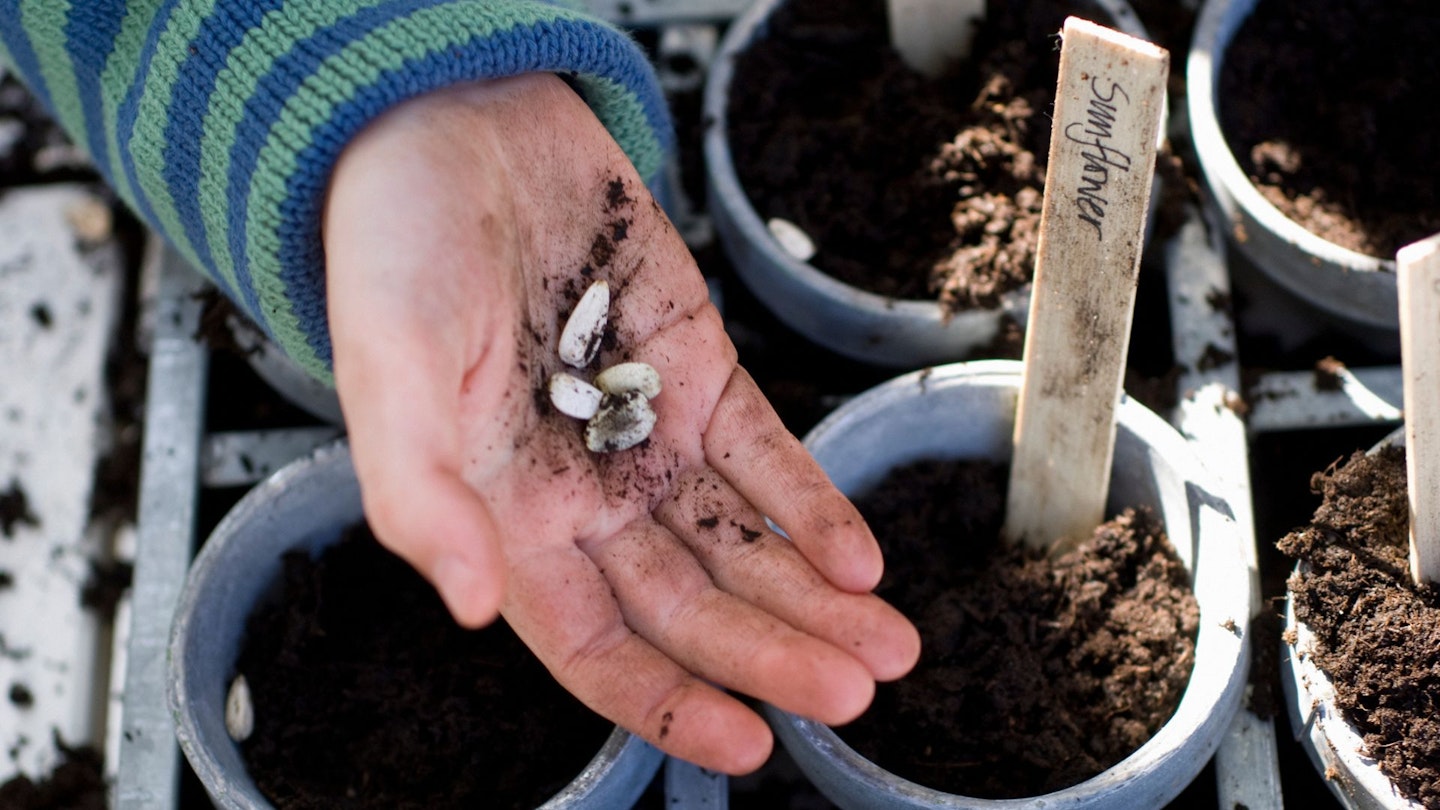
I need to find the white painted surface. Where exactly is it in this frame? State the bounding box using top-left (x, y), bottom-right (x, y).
top-left (0, 185), bottom-right (124, 782)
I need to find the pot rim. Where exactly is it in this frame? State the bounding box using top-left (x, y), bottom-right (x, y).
top-left (1185, 0), bottom-right (1394, 277)
top-left (166, 438), bottom-right (663, 810)
top-left (1282, 426), bottom-right (1422, 810)
top-left (767, 360), bottom-right (1251, 808)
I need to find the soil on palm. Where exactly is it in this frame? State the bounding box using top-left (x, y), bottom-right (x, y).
top-left (237, 525), bottom-right (614, 810)
top-left (839, 459), bottom-right (1199, 798)
top-left (1278, 444), bottom-right (1440, 809)
top-left (726, 0), bottom-right (1123, 316)
top-left (1219, 0), bottom-right (1440, 258)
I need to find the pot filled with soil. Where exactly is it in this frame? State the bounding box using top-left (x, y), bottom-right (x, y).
top-left (703, 0), bottom-right (1155, 367)
top-left (1187, 0), bottom-right (1440, 337)
top-left (766, 360), bottom-right (1252, 808)
top-left (1279, 429), bottom-right (1437, 810)
top-left (166, 440), bottom-right (663, 809)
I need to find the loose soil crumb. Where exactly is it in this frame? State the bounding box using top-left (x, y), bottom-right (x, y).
top-left (237, 524), bottom-right (612, 810)
top-left (840, 459), bottom-right (1199, 798)
top-left (0, 481), bottom-right (39, 538)
top-left (0, 735), bottom-right (106, 810)
top-left (8, 682), bottom-right (33, 709)
top-left (728, 0), bottom-right (1116, 315)
top-left (79, 559), bottom-right (133, 620)
top-left (1313, 356), bottom-right (1345, 392)
top-left (1219, 0), bottom-right (1440, 258)
top-left (1278, 445), bottom-right (1440, 808)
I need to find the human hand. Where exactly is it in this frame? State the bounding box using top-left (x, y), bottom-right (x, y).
top-left (322, 73), bottom-right (919, 774)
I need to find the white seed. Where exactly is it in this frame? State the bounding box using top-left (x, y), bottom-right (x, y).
top-left (766, 217), bottom-right (816, 262)
top-left (225, 674), bottom-right (254, 743)
top-left (558, 280), bottom-right (610, 367)
top-left (585, 390), bottom-right (657, 453)
top-left (548, 372), bottom-right (604, 420)
top-left (594, 362), bottom-right (661, 400)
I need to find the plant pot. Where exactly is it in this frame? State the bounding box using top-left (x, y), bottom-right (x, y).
top-left (225, 313), bottom-right (345, 425)
top-left (703, 0), bottom-right (1153, 368)
top-left (765, 360), bottom-right (1252, 808)
top-left (1281, 427), bottom-right (1424, 810)
top-left (166, 439), bottom-right (664, 809)
top-left (1187, 0), bottom-right (1417, 337)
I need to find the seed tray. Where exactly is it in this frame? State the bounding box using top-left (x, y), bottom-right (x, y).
top-left (0, 5), bottom-right (1405, 809)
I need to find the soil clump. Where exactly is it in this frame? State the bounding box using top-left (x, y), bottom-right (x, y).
top-left (840, 458), bottom-right (1199, 797)
top-left (1279, 444), bottom-right (1440, 808)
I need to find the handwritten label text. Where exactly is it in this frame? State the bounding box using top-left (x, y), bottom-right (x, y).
top-left (1064, 76), bottom-right (1133, 240)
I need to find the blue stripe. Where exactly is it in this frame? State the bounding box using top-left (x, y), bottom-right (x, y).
top-left (65, 0), bottom-right (129, 181)
top-left (223, 0), bottom-right (430, 328)
top-left (114, 0), bottom-right (185, 235)
top-left (225, 8), bottom-right (670, 367)
top-left (164, 0), bottom-right (284, 303)
top-left (0, 1), bottom-right (54, 112)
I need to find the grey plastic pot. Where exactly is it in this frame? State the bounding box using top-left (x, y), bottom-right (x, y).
top-left (1188, 0), bottom-right (1398, 335)
top-left (703, 0), bottom-right (1152, 368)
top-left (766, 360), bottom-right (1253, 808)
top-left (227, 313), bottom-right (344, 425)
top-left (166, 439), bottom-right (664, 809)
top-left (1282, 427), bottom-right (1421, 810)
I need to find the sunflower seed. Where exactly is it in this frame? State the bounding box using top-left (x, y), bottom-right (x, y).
top-left (766, 217), bottom-right (816, 262)
top-left (558, 280), bottom-right (610, 367)
top-left (226, 674), bottom-right (254, 742)
top-left (594, 361), bottom-right (661, 400)
top-left (549, 372), bottom-right (604, 420)
top-left (585, 390), bottom-right (657, 453)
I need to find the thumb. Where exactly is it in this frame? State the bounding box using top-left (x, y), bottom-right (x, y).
top-left (360, 461), bottom-right (507, 628)
top-left (330, 303), bottom-right (507, 629)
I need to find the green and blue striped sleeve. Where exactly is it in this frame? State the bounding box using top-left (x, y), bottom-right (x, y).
top-left (0, 1), bottom-right (673, 384)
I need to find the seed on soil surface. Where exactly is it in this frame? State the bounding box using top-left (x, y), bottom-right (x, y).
top-left (594, 361), bottom-right (661, 400)
top-left (558, 279), bottom-right (610, 367)
top-left (585, 390), bottom-right (657, 453)
top-left (548, 372), bottom-right (604, 420)
top-left (226, 674), bottom-right (254, 743)
top-left (766, 217), bottom-right (817, 262)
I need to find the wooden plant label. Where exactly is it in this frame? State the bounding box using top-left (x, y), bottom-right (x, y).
top-left (1398, 232), bottom-right (1440, 586)
top-left (1004, 17), bottom-right (1169, 551)
top-left (886, 0), bottom-right (985, 78)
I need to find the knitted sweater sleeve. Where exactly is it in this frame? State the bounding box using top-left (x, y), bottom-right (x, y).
top-left (0, 1), bottom-right (672, 384)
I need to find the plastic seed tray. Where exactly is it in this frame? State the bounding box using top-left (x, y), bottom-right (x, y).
top-left (1, 4), bottom-right (1404, 808)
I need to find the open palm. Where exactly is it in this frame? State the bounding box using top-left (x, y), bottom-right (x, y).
top-left (323, 74), bottom-right (918, 774)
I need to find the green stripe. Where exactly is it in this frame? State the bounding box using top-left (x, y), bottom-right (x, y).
top-left (241, 4), bottom-right (661, 380)
top-left (198, 1), bottom-right (391, 298)
top-left (20, 0), bottom-right (86, 153)
top-left (574, 74), bottom-right (664, 183)
top-left (124, 1), bottom-right (217, 264)
top-left (244, 4), bottom-right (576, 377)
top-left (97, 0), bottom-right (164, 207)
